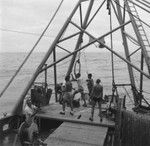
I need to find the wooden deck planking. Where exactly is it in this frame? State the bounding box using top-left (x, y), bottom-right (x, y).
top-left (37, 103), bottom-right (115, 127)
top-left (45, 122), bottom-right (108, 146)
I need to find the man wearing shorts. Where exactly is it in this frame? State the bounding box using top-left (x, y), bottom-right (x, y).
top-left (60, 75), bottom-right (74, 115)
top-left (89, 79), bottom-right (103, 122)
top-left (73, 73), bottom-right (87, 107)
top-left (86, 73), bottom-right (94, 103)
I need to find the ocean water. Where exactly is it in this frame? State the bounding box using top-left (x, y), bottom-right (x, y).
top-left (0, 52), bottom-right (150, 117)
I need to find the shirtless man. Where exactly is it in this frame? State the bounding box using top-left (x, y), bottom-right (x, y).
top-left (60, 75), bottom-right (74, 115)
top-left (89, 79), bottom-right (103, 122)
top-left (86, 73), bottom-right (94, 103)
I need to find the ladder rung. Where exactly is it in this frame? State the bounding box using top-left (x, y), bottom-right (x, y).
top-left (135, 19), bottom-right (140, 21)
top-left (137, 25), bottom-right (142, 27)
top-left (129, 5), bottom-right (134, 7)
top-left (130, 9), bottom-right (136, 11)
top-left (140, 34), bottom-right (146, 36)
top-left (138, 29), bottom-right (144, 31)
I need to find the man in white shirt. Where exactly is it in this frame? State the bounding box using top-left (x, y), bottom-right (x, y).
top-left (73, 73), bottom-right (87, 107)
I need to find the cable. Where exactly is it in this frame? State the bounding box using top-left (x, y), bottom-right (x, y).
top-left (74, 57), bottom-right (81, 77)
top-left (0, 0), bottom-right (65, 98)
top-left (142, 0), bottom-right (150, 6)
top-left (143, 90), bottom-right (150, 95)
top-left (0, 27), bottom-right (53, 38)
top-left (109, 1), bottom-right (115, 87)
top-left (134, 0), bottom-right (150, 9)
top-left (126, 34), bottom-right (140, 46)
top-left (127, 0), bottom-right (150, 13)
top-left (112, 0), bottom-right (150, 28)
top-left (123, 86), bottom-right (134, 104)
top-left (82, 49), bottom-right (89, 75)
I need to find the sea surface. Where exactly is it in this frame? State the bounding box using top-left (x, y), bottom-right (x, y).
top-left (0, 52), bottom-right (150, 117)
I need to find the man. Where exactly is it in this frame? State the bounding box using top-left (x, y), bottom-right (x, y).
top-left (73, 73), bottom-right (87, 107)
top-left (23, 97), bottom-right (37, 122)
top-left (19, 97), bottom-right (46, 145)
top-left (56, 83), bottom-right (63, 104)
top-left (89, 79), bottom-right (103, 122)
top-left (86, 73), bottom-right (94, 103)
top-left (60, 75), bottom-right (74, 115)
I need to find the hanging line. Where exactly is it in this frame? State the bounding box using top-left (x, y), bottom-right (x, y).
top-left (0, 0), bottom-right (65, 98)
top-left (108, 0), bottom-right (116, 107)
top-left (123, 86), bottom-right (134, 104)
top-left (108, 0), bottom-right (115, 87)
top-left (73, 45), bottom-right (82, 78)
top-left (83, 48), bottom-right (89, 75)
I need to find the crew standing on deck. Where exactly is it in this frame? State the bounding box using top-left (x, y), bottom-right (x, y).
top-left (73, 73), bottom-right (87, 107)
top-left (60, 75), bottom-right (74, 115)
top-left (89, 79), bottom-right (103, 122)
top-left (86, 73), bottom-right (94, 103)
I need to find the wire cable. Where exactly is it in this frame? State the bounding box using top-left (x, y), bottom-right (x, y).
top-left (126, 34), bottom-right (140, 46)
top-left (126, 0), bottom-right (150, 13)
top-left (143, 90), bottom-right (150, 95)
top-left (123, 86), bottom-right (134, 104)
top-left (112, 0), bottom-right (150, 28)
top-left (0, 27), bottom-right (53, 38)
top-left (82, 49), bottom-right (89, 75)
top-left (142, 0), bottom-right (150, 6)
top-left (0, 0), bottom-right (65, 98)
top-left (134, 0), bottom-right (150, 9)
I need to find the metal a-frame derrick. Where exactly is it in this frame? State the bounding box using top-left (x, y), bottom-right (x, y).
top-left (13, 0), bottom-right (150, 115)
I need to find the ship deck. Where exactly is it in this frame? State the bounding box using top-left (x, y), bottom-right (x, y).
top-left (36, 103), bottom-right (115, 146)
top-left (37, 102), bottom-right (115, 128)
top-left (45, 122), bottom-right (108, 146)
top-left (0, 102), bottom-right (115, 146)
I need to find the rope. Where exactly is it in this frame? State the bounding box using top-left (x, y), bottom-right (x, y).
top-left (0, 0), bottom-right (65, 98)
top-left (82, 49), bottom-right (89, 75)
top-left (142, 0), bottom-right (150, 6)
top-left (57, 57), bottom-right (72, 67)
top-left (143, 90), bottom-right (150, 95)
top-left (109, 1), bottom-right (115, 93)
top-left (73, 44), bottom-right (82, 77)
top-left (135, 0), bottom-right (150, 9)
top-left (0, 27), bottom-right (53, 38)
top-left (126, 35), bottom-right (140, 46)
top-left (74, 58), bottom-right (81, 77)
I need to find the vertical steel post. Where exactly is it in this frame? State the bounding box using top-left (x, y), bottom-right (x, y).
top-left (44, 64), bottom-right (47, 93)
top-left (114, 0), bottom-right (138, 106)
top-left (67, 0), bottom-right (95, 76)
top-left (53, 48), bottom-right (58, 102)
top-left (139, 51), bottom-right (144, 105)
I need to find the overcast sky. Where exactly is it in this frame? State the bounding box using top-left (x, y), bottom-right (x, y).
top-left (0, 0), bottom-right (79, 52)
top-left (0, 0), bottom-right (150, 52)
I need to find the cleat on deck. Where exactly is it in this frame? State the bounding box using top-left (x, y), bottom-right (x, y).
top-left (89, 117), bottom-right (93, 121)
